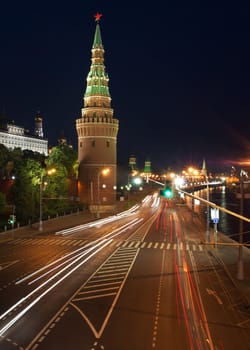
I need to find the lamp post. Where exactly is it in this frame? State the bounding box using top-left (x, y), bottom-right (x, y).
top-left (39, 174), bottom-right (43, 231)
top-left (237, 169), bottom-right (247, 280)
top-left (206, 176), bottom-right (210, 242)
top-left (188, 167), bottom-right (198, 216)
top-left (39, 168), bottom-right (56, 232)
top-left (97, 168), bottom-right (110, 218)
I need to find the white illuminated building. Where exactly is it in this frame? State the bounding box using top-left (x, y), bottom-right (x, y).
top-left (0, 113), bottom-right (48, 156)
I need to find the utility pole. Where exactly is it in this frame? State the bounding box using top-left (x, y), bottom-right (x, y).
top-left (237, 170), bottom-right (246, 280)
top-left (206, 177), bottom-right (210, 242)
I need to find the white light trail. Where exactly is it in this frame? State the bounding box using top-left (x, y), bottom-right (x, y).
top-left (0, 239), bottom-right (112, 336)
top-left (0, 239), bottom-right (109, 321)
top-left (17, 218), bottom-right (142, 286)
top-left (2, 217), bottom-right (142, 325)
top-left (15, 239), bottom-right (102, 285)
top-left (56, 205), bottom-right (140, 236)
top-left (0, 214), bottom-right (145, 336)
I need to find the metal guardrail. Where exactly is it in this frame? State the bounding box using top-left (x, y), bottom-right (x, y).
top-left (177, 187), bottom-right (250, 223)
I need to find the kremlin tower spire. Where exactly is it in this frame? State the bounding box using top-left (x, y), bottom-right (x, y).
top-left (34, 111), bottom-right (44, 138)
top-left (76, 14), bottom-right (119, 213)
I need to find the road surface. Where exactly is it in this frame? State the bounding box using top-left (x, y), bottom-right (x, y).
top-left (0, 194), bottom-right (249, 349)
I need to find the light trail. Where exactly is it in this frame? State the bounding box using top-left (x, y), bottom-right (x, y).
top-left (0, 210), bottom-right (145, 340)
top-left (0, 239), bottom-right (109, 321)
top-left (27, 245), bottom-right (97, 285)
top-left (175, 262), bottom-right (194, 349)
top-left (1, 217), bottom-right (143, 330)
top-left (15, 242), bottom-right (97, 285)
top-left (16, 217), bottom-right (142, 287)
top-left (0, 239), bottom-right (112, 336)
top-left (56, 204), bottom-right (141, 236)
top-left (172, 210), bottom-right (214, 350)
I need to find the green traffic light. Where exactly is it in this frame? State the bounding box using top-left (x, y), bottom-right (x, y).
top-left (160, 187), bottom-right (173, 198)
top-left (164, 189), bottom-right (173, 198)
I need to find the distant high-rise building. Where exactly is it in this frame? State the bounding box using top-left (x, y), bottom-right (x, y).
top-left (0, 111), bottom-right (48, 155)
top-left (76, 14), bottom-right (119, 212)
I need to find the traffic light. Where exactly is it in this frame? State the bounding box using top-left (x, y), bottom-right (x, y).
top-left (159, 181), bottom-right (173, 199)
top-left (8, 215), bottom-right (16, 225)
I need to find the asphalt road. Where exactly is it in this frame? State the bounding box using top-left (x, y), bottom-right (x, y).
top-left (0, 194), bottom-right (249, 350)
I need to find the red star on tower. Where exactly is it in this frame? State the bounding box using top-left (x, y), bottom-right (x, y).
top-left (94, 12), bottom-right (102, 22)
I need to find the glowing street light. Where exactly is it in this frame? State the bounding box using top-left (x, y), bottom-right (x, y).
top-left (97, 168), bottom-right (110, 218)
top-left (187, 167), bottom-right (199, 215)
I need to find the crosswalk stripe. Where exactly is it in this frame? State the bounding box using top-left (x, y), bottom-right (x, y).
top-left (8, 237), bottom-right (205, 252)
top-left (79, 241), bottom-right (87, 246)
top-left (61, 240), bottom-right (69, 245)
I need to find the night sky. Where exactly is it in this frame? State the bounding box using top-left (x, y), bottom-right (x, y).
top-left (1, 2), bottom-right (250, 172)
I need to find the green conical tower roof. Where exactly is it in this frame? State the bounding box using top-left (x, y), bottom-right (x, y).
top-left (144, 160), bottom-right (151, 174)
top-left (84, 15), bottom-right (110, 99)
top-left (93, 23), bottom-right (103, 49)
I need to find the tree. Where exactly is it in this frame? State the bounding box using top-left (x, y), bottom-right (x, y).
top-left (46, 144), bottom-right (78, 178)
top-left (0, 192), bottom-right (6, 214)
top-left (46, 144), bottom-right (78, 209)
top-left (11, 158), bottom-right (42, 223)
top-left (2, 145), bottom-right (79, 225)
top-left (0, 144), bottom-right (11, 179)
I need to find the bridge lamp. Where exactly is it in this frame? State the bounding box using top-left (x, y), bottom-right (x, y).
top-left (97, 168), bottom-right (110, 218)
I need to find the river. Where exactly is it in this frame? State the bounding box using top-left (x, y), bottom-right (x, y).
top-left (186, 185), bottom-right (250, 244)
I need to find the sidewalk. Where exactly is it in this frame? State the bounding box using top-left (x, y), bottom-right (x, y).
top-left (213, 231), bottom-right (250, 305)
top-left (192, 210), bottom-right (250, 306)
top-left (0, 202), bottom-right (127, 239)
top-left (0, 210), bottom-right (98, 240)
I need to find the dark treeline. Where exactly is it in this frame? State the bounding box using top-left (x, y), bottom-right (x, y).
top-left (0, 144), bottom-right (82, 227)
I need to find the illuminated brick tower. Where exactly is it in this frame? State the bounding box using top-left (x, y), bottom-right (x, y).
top-left (76, 14), bottom-right (119, 213)
top-left (34, 111), bottom-right (44, 138)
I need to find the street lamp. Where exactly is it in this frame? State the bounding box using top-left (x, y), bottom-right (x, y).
top-left (206, 175), bottom-right (210, 242)
top-left (188, 167), bottom-right (198, 215)
top-left (97, 168), bottom-right (110, 218)
top-left (237, 169), bottom-right (248, 280)
top-left (39, 168), bottom-right (56, 232)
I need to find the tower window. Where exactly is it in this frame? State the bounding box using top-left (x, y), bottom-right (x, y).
top-left (80, 142), bottom-right (82, 148)
top-left (92, 140), bottom-right (96, 147)
top-left (106, 140), bottom-right (110, 148)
